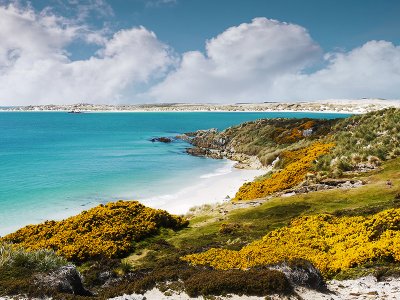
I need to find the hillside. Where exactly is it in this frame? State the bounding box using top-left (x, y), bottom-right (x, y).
top-left (1, 108), bottom-right (400, 299)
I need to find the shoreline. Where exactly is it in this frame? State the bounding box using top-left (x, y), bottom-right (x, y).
top-left (0, 109), bottom-right (358, 114)
top-left (140, 160), bottom-right (265, 215)
top-left (1, 99), bottom-right (399, 114)
top-left (0, 159), bottom-right (265, 237)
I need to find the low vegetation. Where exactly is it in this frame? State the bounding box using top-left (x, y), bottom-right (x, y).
top-left (0, 242), bottom-right (67, 296)
top-left (182, 208), bottom-right (400, 277)
top-left (234, 142), bottom-right (334, 200)
top-left (1, 201), bottom-right (188, 261)
top-left (0, 242), bottom-right (67, 274)
top-left (316, 108), bottom-right (400, 175)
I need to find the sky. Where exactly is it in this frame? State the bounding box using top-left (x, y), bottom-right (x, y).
top-left (0, 0), bottom-right (400, 105)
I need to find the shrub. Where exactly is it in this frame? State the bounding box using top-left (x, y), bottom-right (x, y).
top-left (219, 223), bottom-right (241, 234)
top-left (182, 208), bottom-right (400, 278)
top-left (184, 269), bottom-right (291, 297)
top-left (234, 142), bottom-right (334, 200)
top-left (1, 201), bottom-right (188, 262)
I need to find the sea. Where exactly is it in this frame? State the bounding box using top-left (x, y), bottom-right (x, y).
top-left (0, 111), bottom-right (351, 236)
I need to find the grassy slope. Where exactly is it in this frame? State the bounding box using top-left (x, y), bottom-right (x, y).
top-left (127, 158), bottom-right (400, 279)
top-left (47, 157), bottom-right (398, 299)
top-left (169, 158), bottom-right (399, 247)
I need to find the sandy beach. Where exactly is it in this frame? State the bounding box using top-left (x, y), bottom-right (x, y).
top-left (140, 160), bottom-right (265, 215)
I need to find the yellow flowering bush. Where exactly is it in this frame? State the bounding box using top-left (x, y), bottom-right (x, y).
top-left (274, 120), bottom-right (316, 144)
top-left (182, 208), bottom-right (400, 277)
top-left (1, 201), bottom-right (188, 262)
top-left (234, 142), bottom-right (334, 201)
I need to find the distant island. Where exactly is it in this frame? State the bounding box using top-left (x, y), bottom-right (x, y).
top-left (1, 99), bottom-right (400, 114)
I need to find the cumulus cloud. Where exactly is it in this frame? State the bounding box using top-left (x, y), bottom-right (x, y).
top-left (151, 18), bottom-right (400, 103)
top-left (0, 3), bottom-right (174, 105)
top-left (286, 40), bottom-right (400, 100)
top-left (150, 18), bottom-right (321, 102)
top-left (0, 6), bottom-right (399, 105)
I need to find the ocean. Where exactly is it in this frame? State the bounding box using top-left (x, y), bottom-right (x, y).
top-left (0, 111), bottom-right (350, 235)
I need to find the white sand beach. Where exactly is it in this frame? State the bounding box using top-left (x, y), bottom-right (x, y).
top-left (140, 160), bottom-right (265, 215)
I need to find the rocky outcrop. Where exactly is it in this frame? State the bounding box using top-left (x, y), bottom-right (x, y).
top-left (150, 137), bottom-right (173, 143)
top-left (178, 128), bottom-right (266, 170)
top-left (34, 264), bottom-right (92, 296)
top-left (281, 180), bottom-right (364, 197)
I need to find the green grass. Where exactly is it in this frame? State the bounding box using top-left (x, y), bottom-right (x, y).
top-left (0, 242), bottom-right (68, 296)
top-left (130, 157), bottom-right (400, 273)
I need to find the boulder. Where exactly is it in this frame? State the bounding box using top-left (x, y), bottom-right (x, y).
top-left (272, 259), bottom-right (326, 291)
top-left (150, 137), bottom-right (172, 143)
top-left (35, 264), bottom-right (92, 296)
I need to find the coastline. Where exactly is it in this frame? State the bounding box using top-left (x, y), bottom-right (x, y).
top-left (0, 159), bottom-right (264, 237)
top-left (2, 99), bottom-right (399, 114)
top-left (140, 160), bottom-right (265, 215)
top-left (0, 109), bottom-right (359, 114)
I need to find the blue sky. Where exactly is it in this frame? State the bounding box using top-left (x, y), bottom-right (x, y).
top-left (26, 0), bottom-right (400, 56)
top-left (1, 0), bottom-right (400, 104)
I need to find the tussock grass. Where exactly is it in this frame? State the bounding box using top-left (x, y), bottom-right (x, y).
top-left (0, 242), bottom-right (67, 273)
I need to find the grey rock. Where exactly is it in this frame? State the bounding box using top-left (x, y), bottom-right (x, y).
top-left (35, 264), bottom-right (92, 296)
top-left (272, 260), bottom-right (326, 291)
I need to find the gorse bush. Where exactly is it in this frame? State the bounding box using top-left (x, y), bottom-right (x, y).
top-left (226, 118), bottom-right (335, 165)
top-left (2, 201), bottom-right (188, 262)
top-left (182, 208), bottom-right (400, 277)
top-left (234, 142), bottom-right (334, 200)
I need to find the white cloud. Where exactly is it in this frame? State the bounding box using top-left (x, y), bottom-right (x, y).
top-left (150, 18), bottom-right (322, 102)
top-left (0, 3), bottom-right (174, 105)
top-left (0, 7), bottom-right (399, 106)
top-left (151, 18), bottom-right (400, 103)
top-left (285, 40), bottom-right (400, 100)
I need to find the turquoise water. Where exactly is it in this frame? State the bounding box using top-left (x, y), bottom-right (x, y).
top-left (0, 111), bottom-right (350, 235)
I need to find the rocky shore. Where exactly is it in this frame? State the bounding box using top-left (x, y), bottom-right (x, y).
top-left (1, 99), bottom-right (399, 113)
top-left (177, 129), bottom-right (268, 170)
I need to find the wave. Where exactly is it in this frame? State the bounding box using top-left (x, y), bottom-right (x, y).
top-left (199, 161), bottom-right (235, 178)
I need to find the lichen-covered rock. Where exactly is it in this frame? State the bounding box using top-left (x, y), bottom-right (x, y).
top-left (35, 265), bottom-right (92, 296)
top-left (272, 260), bottom-right (326, 291)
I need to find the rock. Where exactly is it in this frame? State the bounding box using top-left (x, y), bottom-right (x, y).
top-left (272, 259), bottom-right (326, 291)
top-left (150, 137), bottom-right (172, 143)
top-left (35, 264), bottom-right (92, 296)
top-left (186, 147), bottom-right (224, 159)
top-left (186, 147), bottom-right (208, 157)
